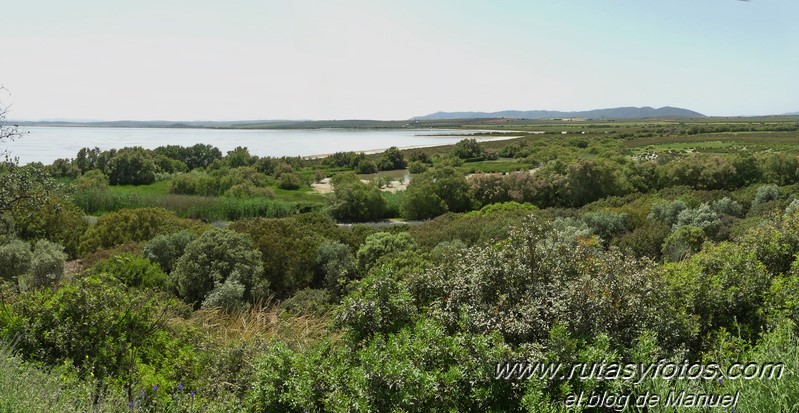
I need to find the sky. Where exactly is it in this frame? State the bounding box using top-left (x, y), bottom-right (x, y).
top-left (0, 0), bottom-right (797, 121)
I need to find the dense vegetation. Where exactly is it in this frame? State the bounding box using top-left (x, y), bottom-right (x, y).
top-left (2, 116), bottom-right (799, 411)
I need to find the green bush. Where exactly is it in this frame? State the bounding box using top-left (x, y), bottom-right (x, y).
top-left (171, 228), bottom-right (266, 309)
top-left (143, 230), bottom-right (197, 273)
top-left (335, 267), bottom-right (417, 342)
top-left (315, 240), bottom-right (356, 297)
top-left (328, 172), bottom-right (387, 222)
top-left (79, 208), bottom-right (197, 255)
top-left (662, 225), bottom-right (705, 262)
top-left (26, 240), bottom-right (68, 289)
top-left (106, 147), bottom-right (157, 185)
top-left (356, 231), bottom-right (416, 274)
top-left (277, 172), bottom-right (302, 190)
top-left (91, 253), bottom-right (167, 289)
top-left (231, 214), bottom-right (349, 297)
top-left (0, 239), bottom-right (32, 281)
top-left (3, 273), bottom-right (188, 394)
top-left (581, 210), bottom-right (631, 245)
top-left (452, 138), bottom-right (484, 160)
top-left (402, 167), bottom-right (475, 220)
top-left (406, 160), bottom-right (429, 174)
top-left (378, 146), bottom-right (407, 170)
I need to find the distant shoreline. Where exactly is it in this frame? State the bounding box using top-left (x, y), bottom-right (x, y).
top-left (304, 134), bottom-right (523, 160)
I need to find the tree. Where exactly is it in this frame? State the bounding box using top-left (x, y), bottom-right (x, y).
top-left (328, 172), bottom-right (387, 222)
top-left (0, 87), bottom-right (25, 158)
top-left (378, 146), bottom-right (406, 170)
top-left (105, 147), bottom-right (157, 185)
top-left (0, 239), bottom-right (32, 281)
top-left (402, 167), bottom-right (475, 220)
top-left (226, 146), bottom-right (254, 168)
top-left (452, 138), bottom-right (484, 160)
top-left (171, 228), bottom-right (266, 308)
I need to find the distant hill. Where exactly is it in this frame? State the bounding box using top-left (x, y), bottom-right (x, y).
top-left (783, 111), bottom-right (799, 116)
top-left (413, 106), bottom-right (705, 120)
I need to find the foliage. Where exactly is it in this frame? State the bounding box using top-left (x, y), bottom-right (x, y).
top-left (230, 214), bottom-right (347, 297)
top-left (753, 184), bottom-right (781, 207)
top-left (171, 228), bottom-right (265, 308)
top-left (581, 210), bottom-right (631, 245)
top-left (377, 146), bottom-right (406, 170)
top-left (91, 253), bottom-right (168, 289)
top-left (315, 240), bottom-right (356, 297)
top-left (661, 225), bottom-right (705, 262)
top-left (0, 162), bottom-right (61, 238)
top-left (0, 239), bottom-right (32, 281)
top-left (10, 195), bottom-right (88, 257)
top-left (406, 160), bottom-right (428, 174)
top-left (79, 208), bottom-right (197, 255)
top-left (335, 267), bottom-right (417, 342)
top-left (26, 239), bottom-right (68, 289)
top-left (143, 230), bottom-right (197, 273)
top-left (277, 172), bottom-right (302, 190)
top-left (106, 147), bottom-right (158, 185)
top-left (402, 167), bottom-right (474, 220)
top-left (328, 172), bottom-right (387, 222)
top-left (452, 138), bottom-right (484, 160)
top-left (355, 231), bottom-right (416, 274)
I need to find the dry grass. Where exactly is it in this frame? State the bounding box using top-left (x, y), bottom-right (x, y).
top-left (185, 300), bottom-right (337, 350)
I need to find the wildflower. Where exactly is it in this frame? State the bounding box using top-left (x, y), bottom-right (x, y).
top-left (129, 401), bottom-right (134, 407)
top-left (190, 391), bottom-right (195, 397)
top-left (718, 378), bottom-right (723, 385)
top-left (177, 383), bottom-right (184, 390)
top-left (153, 384), bottom-right (158, 391)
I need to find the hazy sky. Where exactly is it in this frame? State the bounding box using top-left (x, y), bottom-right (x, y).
top-left (1, 0), bottom-right (797, 120)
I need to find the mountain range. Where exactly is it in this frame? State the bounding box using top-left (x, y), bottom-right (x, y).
top-left (413, 106), bottom-right (705, 120)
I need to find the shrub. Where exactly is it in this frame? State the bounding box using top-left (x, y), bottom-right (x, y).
top-left (612, 222), bottom-right (670, 260)
top-left (0, 239), bottom-right (32, 281)
top-left (355, 160), bottom-right (378, 174)
top-left (406, 160), bottom-right (428, 174)
top-left (356, 232), bottom-right (416, 274)
top-left (328, 172), bottom-right (387, 222)
top-left (710, 197), bottom-right (743, 217)
top-left (230, 214), bottom-right (345, 297)
top-left (277, 172), bottom-right (302, 190)
top-left (10, 197), bottom-right (88, 258)
top-left (335, 267), bottom-right (417, 342)
top-left (143, 230), bottom-right (196, 273)
top-left (79, 208), bottom-right (196, 255)
top-left (378, 146), bottom-right (406, 170)
top-left (223, 183), bottom-right (275, 199)
top-left (26, 240), bottom-right (68, 289)
top-left (105, 147), bottom-right (157, 185)
top-left (279, 288), bottom-right (332, 315)
top-left (91, 253), bottom-right (167, 289)
top-left (581, 210), bottom-right (631, 245)
top-left (75, 169), bottom-right (109, 192)
top-left (4, 273), bottom-right (183, 390)
top-left (315, 240), bottom-right (356, 296)
top-left (753, 184), bottom-right (781, 207)
top-left (661, 225), bottom-right (705, 262)
top-left (674, 203), bottom-right (721, 233)
top-left (402, 167), bottom-right (474, 220)
top-left (201, 277), bottom-right (247, 312)
top-left (452, 138), bottom-right (484, 160)
top-left (171, 228), bottom-right (266, 308)
top-left (648, 199), bottom-right (689, 226)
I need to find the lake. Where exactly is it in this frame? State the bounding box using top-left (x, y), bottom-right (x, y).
top-left (1, 126), bottom-right (511, 165)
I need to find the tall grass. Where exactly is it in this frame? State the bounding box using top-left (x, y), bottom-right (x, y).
top-left (72, 191), bottom-right (322, 221)
top-left (0, 343), bottom-right (122, 412)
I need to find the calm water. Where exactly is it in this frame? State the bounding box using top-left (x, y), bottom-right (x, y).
top-left (2, 126), bottom-right (496, 165)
